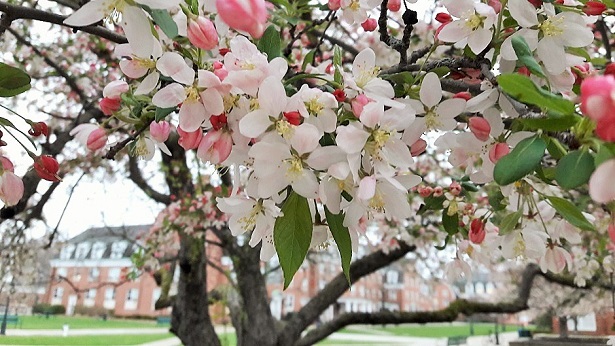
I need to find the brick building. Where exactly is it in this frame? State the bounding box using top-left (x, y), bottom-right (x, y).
top-left (266, 246), bottom-right (456, 321)
top-left (44, 225), bottom-right (173, 317)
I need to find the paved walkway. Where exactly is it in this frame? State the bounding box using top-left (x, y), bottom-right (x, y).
top-left (1, 327), bottom-right (521, 346)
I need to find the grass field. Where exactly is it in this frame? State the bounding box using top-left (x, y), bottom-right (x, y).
top-left (0, 334), bottom-right (173, 345)
top-left (342, 323), bottom-right (525, 338)
top-left (6, 316), bottom-right (164, 330)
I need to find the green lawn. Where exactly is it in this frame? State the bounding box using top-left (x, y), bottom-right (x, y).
top-left (0, 334), bottom-right (173, 345)
top-left (7, 316), bottom-right (164, 330)
top-left (341, 323), bottom-right (525, 338)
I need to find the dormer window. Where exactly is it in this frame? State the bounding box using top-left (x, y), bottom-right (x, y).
top-left (60, 244), bottom-right (75, 260)
top-left (110, 241), bottom-right (128, 259)
top-left (91, 242), bottom-right (106, 260)
top-left (74, 242), bottom-right (91, 260)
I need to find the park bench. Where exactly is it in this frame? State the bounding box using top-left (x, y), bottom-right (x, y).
top-left (156, 316), bottom-right (171, 325)
top-left (447, 335), bottom-right (467, 346)
top-left (518, 329), bottom-right (532, 338)
top-left (1, 315), bottom-right (21, 328)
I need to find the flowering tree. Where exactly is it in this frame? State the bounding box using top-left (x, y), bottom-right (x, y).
top-left (2, 0), bottom-right (615, 344)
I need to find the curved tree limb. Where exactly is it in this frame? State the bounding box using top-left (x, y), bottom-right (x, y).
top-left (0, 2), bottom-right (127, 44)
top-left (127, 156), bottom-right (171, 205)
top-left (295, 263), bottom-right (541, 346)
top-left (279, 242), bottom-right (417, 344)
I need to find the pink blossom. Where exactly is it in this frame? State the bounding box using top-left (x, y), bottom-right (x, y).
top-left (589, 159), bottom-right (615, 203)
top-left (216, 0), bottom-right (268, 38)
top-left (0, 171), bottom-right (23, 206)
top-left (489, 142), bottom-right (509, 163)
top-left (469, 219), bottom-right (486, 244)
top-left (177, 126), bottom-right (203, 150)
top-left (387, 0), bottom-right (401, 12)
top-left (150, 121), bottom-right (171, 143)
top-left (102, 80), bottom-right (129, 99)
top-left (361, 18), bottom-right (377, 32)
top-left (99, 97), bottom-right (121, 116)
top-left (197, 130), bottom-right (233, 164)
top-left (328, 0), bottom-right (341, 10)
top-left (410, 138), bottom-right (427, 157)
top-left (34, 155), bottom-right (60, 182)
top-left (351, 94), bottom-right (371, 118)
top-left (580, 75), bottom-right (615, 122)
top-left (187, 17), bottom-right (219, 51)
top-left (583, 1), bottom-right (607, 15)
top-left (468, 116), bottom-right (491, 142)
top-left (86, 128), bottom-right (108, 151)
top-left (0, 156), bottom-right (14, 173)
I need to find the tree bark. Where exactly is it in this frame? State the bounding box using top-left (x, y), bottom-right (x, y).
top-left (233, 245), bottom-right (278, 346)
top-left (171, 235), bottom-right (221, 346)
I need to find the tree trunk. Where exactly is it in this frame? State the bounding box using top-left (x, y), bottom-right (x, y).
top-left (558, 315), bottom-right (568, 338)
top-left (233, 245), bottom-right (278, 346)
top-left (171, 235), bottom-right (221, 346)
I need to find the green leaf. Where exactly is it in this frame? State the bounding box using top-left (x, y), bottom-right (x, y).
top-left (274, 191), bottom-right (313, 289)
top-left (488, 190), bottom-right (507, 211)
top-left (546, 137), bottom-right (567, 160)
top-left (595, 144), bottom-right (615, 167)
top-left (301, 49), bottom-right (316, 71)
top-left (325, 208), bottom-right (352, 285)
top-left (257, 26), bottom-right (282, 62)
top-left (434, 235), bottom-right (451, 250)
top-left (555, 150), bottom-right (595, 189)
top-left (519, 113), bottom-right (580, 132)
top-left (497, 74), bottom-right (575, 115)
top-left (0, 63), bottom-right (31, 97)
top-left (155, 107), bottom-right (176, 122)
top-left (498, 210), bottom-right (523, 236)
top-left (494, 135), bottom-right (546, 185)
top-left (511, 36), bottom-right (545, 78)
top-left (333, 46), bottom-right (343, 85)
top-left (546, 196), bottom-right (595, 231)
top-left (442, 208), bottom-right (459, 235)
top-left (150, 9), bottom-right (178, 39)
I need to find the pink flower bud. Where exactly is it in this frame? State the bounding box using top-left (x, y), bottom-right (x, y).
top-left (150, 121), bottom-right (171, 143)
top-left (605, 63), bottom-right (615, 77)
top-left (213, 61), bottom-right (228, 81)
top-left (433, 186), bottom-right (444, 197)
top-left (583, 1), bottom-right (607, 15)
top-left (454, 92), bottom-right (472, 101)
top-left (489, 142), bottom-right (510, 163)
top-left (177, 126), bottom-right (203, 150)
top-left (528, 0), bottom-right (543, 8)
top-left (361, 18), bottom-right (377, 32)
top-left (86, 128), bottom-right (107, 151)
top-left (102, 80), bottom-right (129, 99)
top-left (328, 0), bottom-right (341, 10)
top-left (435, 13), bottom-right (453, 24)
top-left (34, 155), bottom-right (61, 182)
top-left (468, 117), bottom-right (491, 142)
top-left (283, 111), bottom-right (302, 126)
top-left (210, 114), bottom-right (228, 131)
top-left (449, 181), bottom-right (462, 196)
top-left (351, 94), bottom-right (371, 117)
top-left (216, 0), bottom-right (268, 38)
top-left (28, 122), bottom-right (49, 137)
top-left (418, 185), bottom-right (433, 198)
top-left (0, 171), bottom-right (24, 206)
top-left (197, 130), bottom-right (233, 164)
top-left (580, 75), bottom-right (615, 122)
top-left (517, 66), bottom-right (531, 76)
top-left (488, 0), bottom-right (502, 13)
top-left (410, 138), bottom-right (427, 157)
top-left (469, 219), bottom-right (486, 244)
top-left (99, 97), bottom-right (121, 116)
top-left (332, 89), bottom-right (346, 102)
top-left (0, 156), bottom-right (14, 173)
top-left (187, 17), bottom-right (219, 51)
top-left (387, 0), bottom-right (401, 12)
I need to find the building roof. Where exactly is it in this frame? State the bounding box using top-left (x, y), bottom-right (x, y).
top-left (55, 225), bottom-right (151, 261)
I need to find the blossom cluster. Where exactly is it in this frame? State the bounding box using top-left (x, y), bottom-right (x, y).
top-left (56, 0), bottom-right (615, 283)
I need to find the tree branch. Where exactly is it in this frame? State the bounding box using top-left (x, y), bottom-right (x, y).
top-left (280, 242), bottom-right (416, 343)
top-left (127, 156), bottom-right (171, 205)
top-left (295, 263), bottom-right (541, 346)
top-left (0, 2), bottom-right (127, 44)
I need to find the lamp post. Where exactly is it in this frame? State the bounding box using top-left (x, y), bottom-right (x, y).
top-left (0, 295), bottom-right (9, 335)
